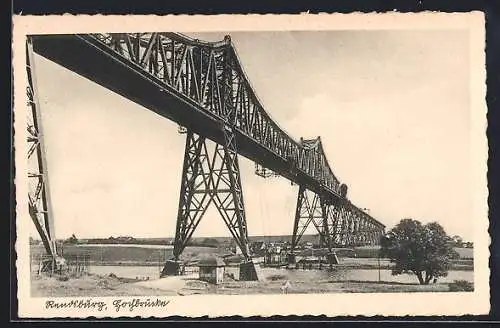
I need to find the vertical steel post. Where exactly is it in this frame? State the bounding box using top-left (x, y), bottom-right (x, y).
top-left (171, 131), bottom-right (211, 261)
top-left (320, 199), bottom-right (332, 252)
top-left (291, 185), bottom-right (306, 252)
top-left (26, 37), bottom-right (58, 260)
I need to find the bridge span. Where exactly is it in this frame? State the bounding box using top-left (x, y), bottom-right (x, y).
top-left (27, 32), bottom-right (385, 280)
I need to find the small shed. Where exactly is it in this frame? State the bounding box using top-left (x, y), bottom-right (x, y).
top-left (264, 247), bottom-right (288, 266)
top-left (223, 254), bottom-right (244, 280)
top-left (198, 256), bottom-right (225, 284)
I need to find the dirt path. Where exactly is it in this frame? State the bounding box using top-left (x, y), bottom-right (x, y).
top-left (134, 274), bottom-right (199, 294)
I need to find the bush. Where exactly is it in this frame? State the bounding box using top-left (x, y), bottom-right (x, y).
top-left (448, 280), bottom-right (474, 292)
top-left (267, 274), bottom-right (287, 281)
top-left (56, 275), bottom-right (70, 282)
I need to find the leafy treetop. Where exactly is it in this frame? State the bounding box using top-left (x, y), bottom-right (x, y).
top-left (380, 218), bottom-right (459, 285)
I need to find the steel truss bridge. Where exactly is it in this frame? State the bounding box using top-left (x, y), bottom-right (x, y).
top-left (27, 32), bottom-right (385, 279)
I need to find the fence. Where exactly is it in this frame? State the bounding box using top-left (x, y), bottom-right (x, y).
top-left (30, 252), bottom-right (92, 277)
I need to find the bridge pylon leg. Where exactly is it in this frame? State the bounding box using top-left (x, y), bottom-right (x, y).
top-left (289, 186), bottom-right (336, 268)
top-left (161, 129), bottom-right (258, 281)
top-left (322, 201), bottom-right (340, 268)
top-left (161, 131), bottom-right (213, 277)
top-left (26, 37), bottom-right (61, 271)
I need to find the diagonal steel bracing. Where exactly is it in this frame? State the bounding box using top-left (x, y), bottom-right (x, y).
top-left (212, 126), bottom-right (251, 258)
top-left (172, 129), bottom-right (252, 262)
top-left (290, 187), bottom-right (385, 251)
top-left (291, 186), bottom-right (334, 253)
top-left (172, 131), bottom-right (213, 259)
top-left (26, 38), bottom-right (58, 259)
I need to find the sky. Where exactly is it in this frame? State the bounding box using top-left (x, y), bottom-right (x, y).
top-left (28, 30), bottom-right (474, 241)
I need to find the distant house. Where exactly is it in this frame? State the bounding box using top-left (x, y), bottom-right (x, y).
top-left (264, 246), bottom-right (287, 266)
top-left (198, 256), bottom-right (225, 284)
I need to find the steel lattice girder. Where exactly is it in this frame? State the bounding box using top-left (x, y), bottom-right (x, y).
top-left (291, 188), bottom-right (386, 249)
top-left (26, 38), bottom-right (57, 258)
top-left (82, 33), bottom-right (346, 199)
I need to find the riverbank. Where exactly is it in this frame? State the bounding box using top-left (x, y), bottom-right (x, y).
top-left (30, 244), bottom-right (474, 271)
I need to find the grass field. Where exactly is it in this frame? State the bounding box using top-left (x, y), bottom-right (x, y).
top-left (31, 269), bottom-right (464, 297)
top-left (29, 242), bottom-right (474, 297)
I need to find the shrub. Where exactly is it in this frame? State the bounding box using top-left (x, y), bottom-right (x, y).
top-left (56, 275), bottom-right (70, 282)
top-left (448, 280), bottom-right (474, 292)
top-left (267, 274), bottom-right (286, 281)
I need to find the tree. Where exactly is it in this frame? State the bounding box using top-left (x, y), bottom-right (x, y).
top-left (380, 218), bottom-right (459, 285)
top-left (451, 235), bottom-right (464, 247)
top-left (64, 233), bottom-right (79, 245)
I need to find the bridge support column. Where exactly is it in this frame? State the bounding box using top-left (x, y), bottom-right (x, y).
top-left (325, 202), bottom-right (345, 268)
top-left (290, 186), bottom-right (320, 265)
top-left (26, 38), bottom-right (60, 269)
top-left (161, 130), bottom-right (257, 280)
top-left (289, 186), bottom-right (337, 268)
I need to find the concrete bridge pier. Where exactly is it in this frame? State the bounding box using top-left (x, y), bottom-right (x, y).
top-left (160, 259), bottom-right (182, 277)
top-left (239, 260), bottom-right (261, 281)
top-left (286, 252), bottom-right (299, 269)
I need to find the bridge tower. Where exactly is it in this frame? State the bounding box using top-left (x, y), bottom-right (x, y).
top-left (288, 186), bottom-right (339, 268)
top-left (161, 36), bottom-right (258, 281)
top-left (26, 38), bottom-right (62, 271)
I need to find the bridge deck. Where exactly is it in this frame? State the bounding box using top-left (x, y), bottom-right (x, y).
top-left (30, 33), bottom-right (384, 230)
